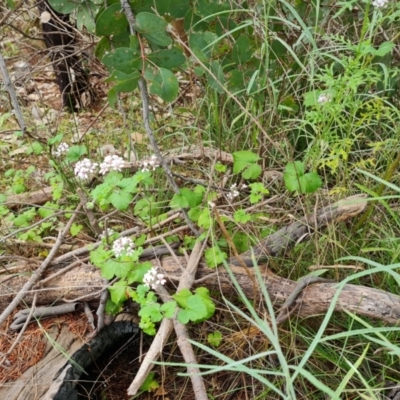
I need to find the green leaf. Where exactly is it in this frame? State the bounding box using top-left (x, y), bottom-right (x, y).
top-left (283, 162), bottom-right (322, 194)
top-left (214, 162), bottom-right (227, 173)
top-left (180, 188), bottom-right (203, 207)
top-left (48, 0), bottom-right (77, 13)
top-left (48, 134), bottom-right (63, 146)
top-left (208, 331), bottom-right (222, 347)
top-left (13, 208), bottom-right (36, 227)
top-left (109, 191), bottom-right (133, 210)
top-left (28, 141), bottom-right (43, 155)
top-left (173, 288), bottom-right (192, 309)
top-left (12, 183), bottom-right (26, 194)
top-left (118, 176), bottom-right (139, 193)
top-left (128, 261), bottom-right (153, 283)
top-left (148, 48), bottom-right (186, 69)
top-left (135, 12), bottom-right (167, 34)
top-left (234, 209), bottom-right (252, 223)
top-left (139, 316), bottom-right (156, 335)
top-left (109, 279), bottom-right (129, 304)
top-left (177, 295), bottom-right (208, 324)
top-left (188, 206), bottom-right (202, 222)
top-left (249, 182), bottom-right (269, 204)
top-left (102, 48), bottom-right (142, 74)
top-left (90, 244), bottom-right (112, 268)
top-left (197, 207), bottom-right (213, 229)
top-left (106, 299), bottom-right (123, 315)
top-left (66, 145), bottom-right (87, 162)
top-left (77, 3), bottom-right (98, 33)
top-left (232, 231), bottom-right (251, 253)
top-left (161, 301), bottom-right (177, 318)
top-left (285, 161), bottom-right (305, 177)
top-left (140, 372), bottom-right (159, 393)
top-left (189, 33), bottom-right (214, 62)
top-left (170, 193), bottom-right (190, 209)
top-left (96, 4), bottom-right (128, 36)
top-left (374, 41), bottom-right (395, 57)
top-left (242, 163), bottom-right (262, 180)
top-left (110, 70), bottom-right (141, 93)
top-left (136, 12), bottom-right (172, 47)
top-left (139, 302), bottom-right (163, 322)
top-left (232, 151), bottom-right (260, 174)
top-left (232, 35), bottom-right (252, 65)
top-left (154, 0), bottom-right (191, 18)
top-left (100, 258), bottom-right (133, 280)
top-left (70, 223), bottom-right (83, 237)
top-left (195, 287), bottom-right (215, 319)
top-left (299, 172), bottom-right (322, 193)
top-left (205, 246), bottom-right (227, 268)
top-left (149, 68), bottom-right (179, 102)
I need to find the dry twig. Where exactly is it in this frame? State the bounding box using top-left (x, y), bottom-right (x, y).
top-left (0, 202), bottom-right (82, 327)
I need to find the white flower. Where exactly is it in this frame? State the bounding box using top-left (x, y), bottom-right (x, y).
top-left (317, 93), bottom-right (331, 104)
top-left (112, 236), bottom-right (134, 258)
top-left (74, 158), bottom-right (98, 180)
top-left (99, 228), bottom-right (114, 240)
top-left (99, 155), bottom-right (125, 175)
top-left (226, 183), bottom-right (240, 200)
top-left (140, 154), bottom-right (160, 173)
top-left (372, 0), bottom-right (389, 9)
top-left (143, 267), bottom-right (166, 289)
top-left (54, 142), bottom-right (69, 157)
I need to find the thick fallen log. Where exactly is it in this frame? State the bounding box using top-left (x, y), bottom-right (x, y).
top-left (1, 194), bottom-right (399, 325)
top-left (2, 254), bottom-right (399, 324)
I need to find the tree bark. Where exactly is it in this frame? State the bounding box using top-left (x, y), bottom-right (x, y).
top-left (36, 0), bottom-right (94, 111)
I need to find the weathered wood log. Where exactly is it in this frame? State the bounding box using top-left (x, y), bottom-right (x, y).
top-left (3, 254), bottom-right (399, 324)
top-left (1, 194), bottom-right (399, 325)
top-left (0, 195), bottom-right (366, 306)
top-left (0, 263), bottom-right (106, 308)
top-left (3, 186), bottom-right (53, 207)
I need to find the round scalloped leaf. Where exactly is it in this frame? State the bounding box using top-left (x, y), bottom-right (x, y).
top-left (102, 48), bottom-right (142, 74)
top-left (136, 12), bottom-right (172, 47)
top-left (95, 3), bottom-right (128, 36)
top-left (136, 12), bottom-right (167, 34)
top-left (154, 0), bottom-right (191, 18)
top-left (149, 68), bottom-right (179, 102)
top-left (107, 70), bottom-right (141, 93)
top-left (76, 3), bottom-right (98, 33)
top-left (232, 35), bottom-right (252, 65)
top-left (48, 0), bottom-right (79, 14)
top-left (147, 48), bottom-right (186, 69)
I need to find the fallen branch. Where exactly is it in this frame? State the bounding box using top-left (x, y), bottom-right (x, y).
top-left (0, 203), bottom-right (82, 326)
top-left (127, 240), bottom-right (207, 398)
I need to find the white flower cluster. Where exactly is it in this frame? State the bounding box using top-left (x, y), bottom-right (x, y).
top-left (372, 0), bottom-right (389, 8)
top-left (99, 155), bottom-right (125, 175)
top-left (99, 228), bottom-right (114, 240)
top-left (226, 183), bottom-right (247, 200)
top-left (112, 236), bottom-right (135, 257)
top-left (54, 142), bottom-right (69, 157)
top-left (74, 158), bottom-right (98, 180)
top-left (74, 155), bottom-right (126, 179)
top-left (140, 155), bottom-right (160, 172)
top-left (317, 93), bottom-right (331, 104)
top-left (143, 267), bottom-right (166, 290)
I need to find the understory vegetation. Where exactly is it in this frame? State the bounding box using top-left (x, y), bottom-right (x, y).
top-left (1, 0), bottom-right (400, 399)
